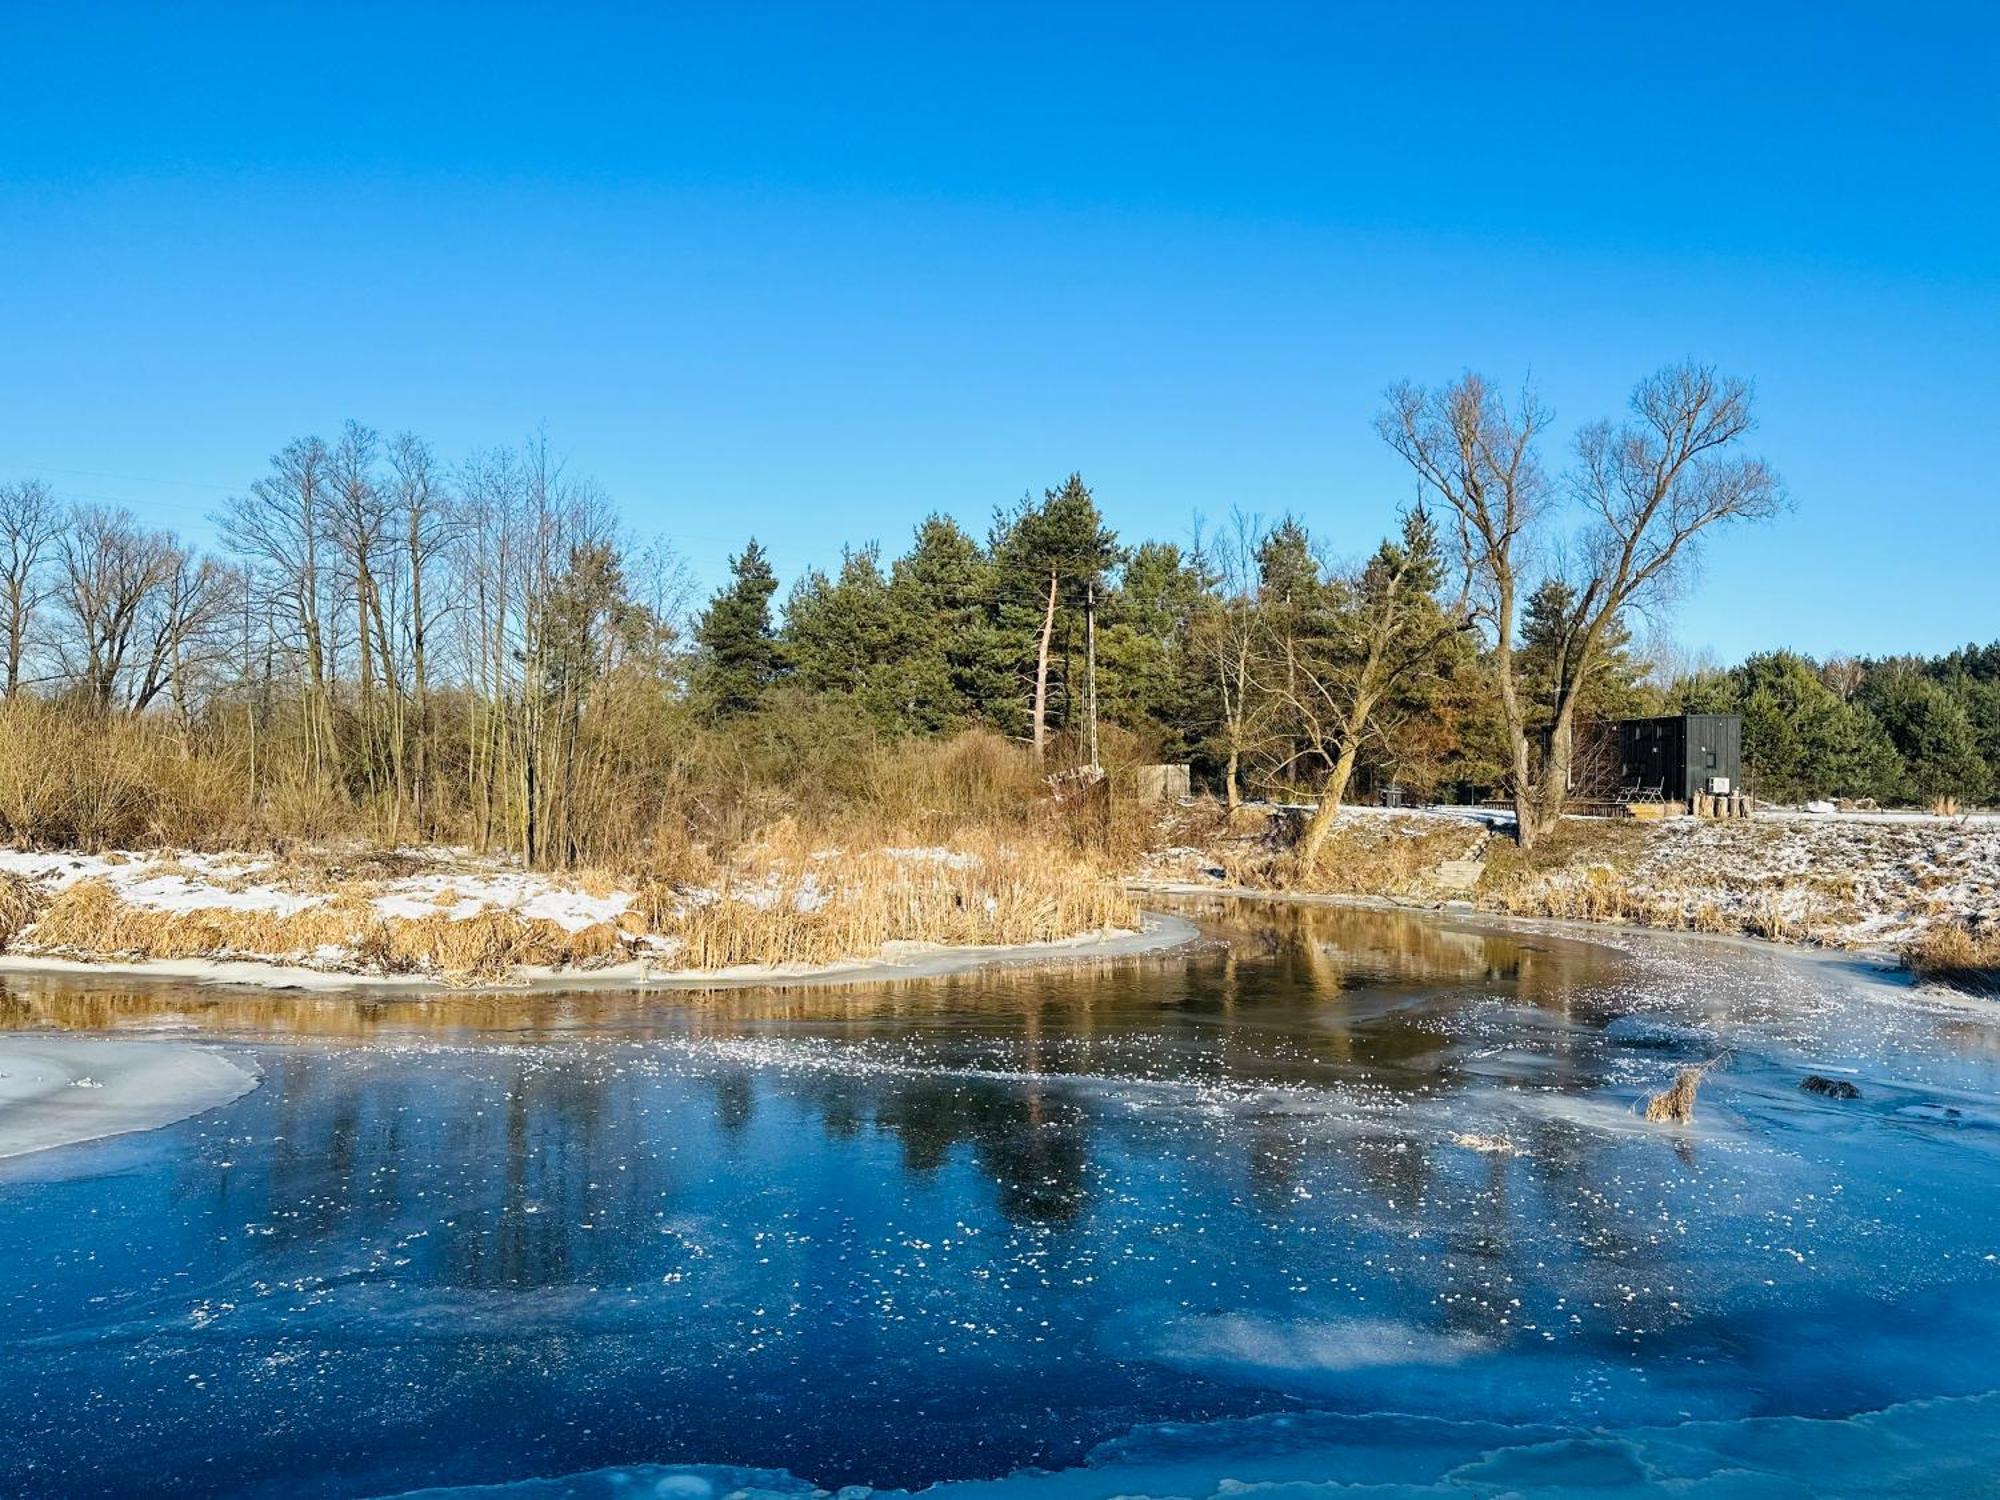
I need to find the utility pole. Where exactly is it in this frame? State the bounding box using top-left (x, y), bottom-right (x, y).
top-left (1086, 580), bottom-right (1100, 772)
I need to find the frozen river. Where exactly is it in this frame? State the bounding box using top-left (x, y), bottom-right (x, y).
top-left (2, 897), bottom-right (1998, 1497)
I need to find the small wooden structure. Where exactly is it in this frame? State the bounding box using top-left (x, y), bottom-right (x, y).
top-left (1613, 714), bottom-right (1743, 807)
top-left (1691, 791), bottom-right (1751, 819)
top-left (1137, 763), bottom-right (1192, 805)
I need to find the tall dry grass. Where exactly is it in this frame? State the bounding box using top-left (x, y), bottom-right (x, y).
top-left (674, 839), bottom-right (1139, 970)
top-left (1902, 920), bottom-right (2000, 994)
top-left (0, 698), bottom-right (251, 850)
top-left (0, 872), bottom-right (45, 948)
top-left (28, 877), bottom-right (628, 983)
top-left (0, 704), bottom-right (1144, 979)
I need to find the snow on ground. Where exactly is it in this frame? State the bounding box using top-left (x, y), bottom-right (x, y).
top-left (1146, 801), bottom-right (2000, 954)
top-left (0, 1036), bottom-right (257, 1158)
top-left (0, 848), bottom-right (640, 933)
top-left (366, 873), bottom-right (634, 932)
top-left (0, 842), bottom-right (1143, 985)
top-left (1614, 810), bottom-right (2000, 946)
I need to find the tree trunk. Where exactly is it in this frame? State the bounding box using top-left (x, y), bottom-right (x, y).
top-left (1225, 746), bottom-right (1241, 811)
top-left (1487, 575), bottom-right (1538, 851)
top-left (1031, 568), bottom-right (1057, 763)
top-left (1085, 581), bottom-right (1099, 771)
top-left (408, 503), bottom-right (428, 831)
top-left (1296, 741), bottom-right (1361, 876)
top-left (1530, 693), bottom-right (1581, 845)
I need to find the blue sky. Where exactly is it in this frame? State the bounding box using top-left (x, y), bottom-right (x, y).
top-left (2, 3), bottom-right (1995, 662)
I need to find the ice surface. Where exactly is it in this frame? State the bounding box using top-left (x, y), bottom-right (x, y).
top-left (2, 900), bottom-right (1998, 1497)
top-left (384, 1390), bottom-right (2000, 1499)
top-left (0, 1036), bottom-right (258, 1158)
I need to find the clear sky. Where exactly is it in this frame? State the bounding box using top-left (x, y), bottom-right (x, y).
top-left (2, 2), bottom-right (1994, 663)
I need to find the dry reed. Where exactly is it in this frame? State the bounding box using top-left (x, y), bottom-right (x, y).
top-left (1902, 920), bottom-right (2000, 995)
top-left (0, 872), bottom-right (45, 948)
top-left (1645, 1056), bottom-right (1725, 1124)
top-left (25, 878), bottom-right (629, 983)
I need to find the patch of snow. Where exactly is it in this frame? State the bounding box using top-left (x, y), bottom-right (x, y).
top-left (880, 846), bottom-right (983, 869)
top-left (113, 873), bottom-right (328, 917)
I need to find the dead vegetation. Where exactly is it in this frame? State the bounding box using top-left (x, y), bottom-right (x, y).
top-left (670, 825), bottom-right (1138, 970)
top-left (1151, 800), bottom-right (1490, 899)
top-left (1901, 920), bottom-right (2000, 996)
top-left (3, 787), bottom-right (1138, 984)
top-left (9, 842), bottom-right (1134, 985)
top-left (0, 728), bottom-right (1146, 983)
top-left (24, 878), bottom-right (629, 984)
top-left (1645, 1056), bottom-right (1725, 1124)
top-left (0, 699), bottom-right (249, 850)
top-left (1149, 798), bottom-right (2000, 980)
top-left (0, 872), bottom-right (46, 949)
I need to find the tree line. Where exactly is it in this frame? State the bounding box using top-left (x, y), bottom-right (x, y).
top-left (0, 359), bottom-right (1989, 868)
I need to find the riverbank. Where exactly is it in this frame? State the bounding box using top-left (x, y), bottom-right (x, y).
top-left (0, 836), bottom-right (1150, 989)
top-left (0, 912), bottom-right (1197, 995)
top-left (4, 799), bottom-right (1994, 996)
top-left (1142, 801), bottom-right (2000, 991)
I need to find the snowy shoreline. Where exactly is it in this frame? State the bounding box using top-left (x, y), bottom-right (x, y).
top-left (0, 913), bottom-right (1200, 995)
top-left (1133, 877), bottom-right (1939, 996)
top-left (0, 841), bottom-right (1160, 991)
top-left (1144, 801), bottom-right (2000, 985)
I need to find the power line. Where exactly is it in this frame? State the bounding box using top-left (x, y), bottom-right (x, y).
top-left (0, 460), bottom-right (236, 492)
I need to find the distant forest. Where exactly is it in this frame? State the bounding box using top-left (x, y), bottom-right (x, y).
top-left (0, 360), bottom-right (1990, 866)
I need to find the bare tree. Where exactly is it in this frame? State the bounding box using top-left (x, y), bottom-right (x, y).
top-left (220, 436), bottom-right (339, 781)
top-left (1545, 365), bottom-right (1782, 823)
top-left (1253, 508), bottom-right (1468, 872)
top-left (1378, 373), bottom-right (1551, 842)
top-left (131, 549), bottom-right (234, 722)
top-left (1381, 362), bottom-right (1780, 846)
top-left (0, 479), bottom-right (61, 695)
top-left (50, 504), bottom-right (179, 710)
top-left (329, 420), bottom-right (397, 800)
top-left (1821, 654), bottom-right (1865, 702)
top-left (1192, 509), bottom-right (1275, 810)
top-left (388, 432), bottom-right (455, 828)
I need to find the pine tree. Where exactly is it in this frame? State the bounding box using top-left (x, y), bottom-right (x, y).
top-left (1518, 578), bottom-right (1656, 725)
top-left (1096, 541), bottom-right (1213, 757)
top-left (888, 515), bottom-right (1007, 733)
top-left (990, 476), bottom-right (1120, 760)
top-left (694, 539), bottom-right (782, 718)
top-left (1862, 665), bottom-right (1991, 804)
top-left (783, 544), bottom-right (897, 714)
top-left (1734, 652), bottom-right (1903, 802)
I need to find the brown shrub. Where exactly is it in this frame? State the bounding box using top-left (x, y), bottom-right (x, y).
top-left (1263, 815), bottom-right (1486, 898)
top-left (665, 838), bottom-right (1138, 971)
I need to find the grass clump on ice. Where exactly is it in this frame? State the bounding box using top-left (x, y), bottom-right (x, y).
top-left (1645, 1057), bottom-right (1725, 1125)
